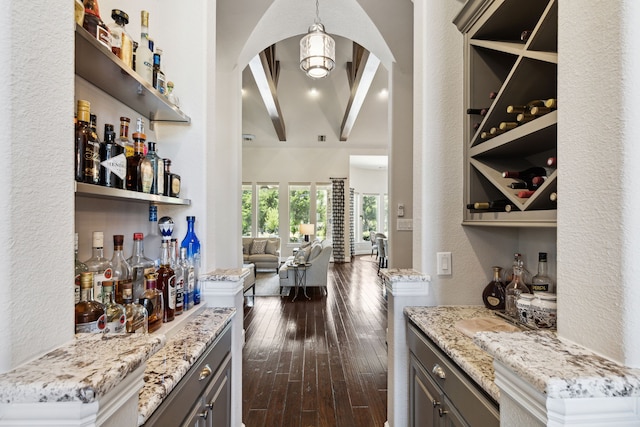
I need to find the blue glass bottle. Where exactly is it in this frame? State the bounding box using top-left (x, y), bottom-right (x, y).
top-left (181, 216), bottom-right (201, 304)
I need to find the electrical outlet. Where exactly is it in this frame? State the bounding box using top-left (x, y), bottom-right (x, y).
top-left (437, 252), bottom-right (452, 275)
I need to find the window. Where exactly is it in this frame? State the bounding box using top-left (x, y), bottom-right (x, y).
top-left (316, 184), bottom-right (330, 240)
top-left (383, 193), bottom-right (389, 234)
top-left (361, 194), bottom-right (378, 241)
top-left (258, 184), bottom-right (279, 237)
top-left (289, 184), bottom-right (310, 242)
top-left (241, 184), bottom-right (252, 236)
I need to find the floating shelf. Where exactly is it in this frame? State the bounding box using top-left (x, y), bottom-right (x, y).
top-left (75, 182), bottom-right (191, 206)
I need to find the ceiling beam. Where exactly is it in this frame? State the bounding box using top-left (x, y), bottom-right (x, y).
top-left (340, 43), bottom-right (380, 141)
top-left (248, 45), bottom-right (286, 141)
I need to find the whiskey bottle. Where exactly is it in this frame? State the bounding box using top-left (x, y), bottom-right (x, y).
top-left (126, 119), bottom-right (153, 192)
top-left (135, 11), bottom-right (154, 84)
top-left (102, 282), bottom-right (126, 334)
top-left (181, 216), bottom-right (201, 304)
top-left (141, 272), bottom-right (163, 333)
top-left (82, 0), bottom-right (111, 49)
top-left (152, 48), bottom-right (166, 95)
top-left (83, 231), bottom-right (113, 304)
top-left (85, 114), bottom-right (102, 185)
top-left (99, 124), bottom-right (125, 188)
top-left (75, 233), bottom-right (88, 305)
top-left (146, 142), bottom-right (164, 195)
top-left (179, 247), bottom-right (194, 310)
top-left (482, 266), bottom-right (505, 310)
top-left (157, 241), bottom-right (176, 323)
top-left (118, 117), bottom-right (134, 159)
top-left (127, 232), bottom-right (156, 301)
top-left (75, 272), bottom-right (107, 334)
top-left (107, 9), bottom-right (134, 68)
top-left (163, 159), bottom-right (181, 197)
top-left (170, 238), bottom-right (184, 315)
top-left (121, 281), bottom-right (148, 333)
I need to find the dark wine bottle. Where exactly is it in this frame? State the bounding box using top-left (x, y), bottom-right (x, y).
top-left (499, 122), bottom-right (518, 131)
top-left (466, 108), bottom-right (489, 116)
top-left (502, 167), bottom-right (547, 181)
top-left (482, 266), bottom-right (505, 310)
top-left (508, 181), bottom-right (528, 189)
top-left (545, 98), bottom-right (557, 109)
top-left (530, 106), bottom-right (552, 116)
top-left (550, 192), bottom-right (557, 202)
top-left (547, 157), bottom-right (557, 167)
top-left (489, 91), bottom-right (498, 100)
top-left (468, 199), bottom-right (515, 212)
top-left (520, 30), bottom-right (532, 42)
top-left (99, 124), bottom-right (124, 188)
top-left (517, 190), bottom-right (536, 198)
top-left (517, 113), bottom-right (535, 123)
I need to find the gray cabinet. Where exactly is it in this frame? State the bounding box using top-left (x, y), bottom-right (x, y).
top-left (408, 325), bottom-right (499, 427)
top-left (453, 0), bottom-right (558, 227)
top-left (144, 325), bottom-right (232, 426)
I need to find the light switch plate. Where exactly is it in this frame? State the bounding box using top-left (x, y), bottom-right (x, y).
top-left (437, 252), bottom-right (452, 275)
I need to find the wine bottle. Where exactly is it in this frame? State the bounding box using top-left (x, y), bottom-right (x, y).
top-left (531, 176), bottom-right (547, 187)
top-left (516, 113), bottom-right (535, 124)
top-left (467, 199), bottom-right (515, 212)
top-left (530, 106), bottom-right (552, 116)
top-left (473, 122), bottom-right (481, 131)
top-left (520, 30), bottom-right (532, 42)
top-left (506, 105), bottom-right (528, 114)
top-left (517, 190), bottom-right (536, 198)
top-left (499, 122), bottom-right (518, 131)
top-left (547, 157), bottom-right (557, 167)
top-left (550, 192), bottom-right (558, 202)
top-left (508, 181), bottom-right (528, 189)
top-left (489, 91), bottom-right (498, 100)
top-left (545, 98), bottom-right (557, 109)
top-left (466, 108), bottom-right (489, 116)
top-left (490, 127), bottom-right (505, 136)
top-left (480, 131), bottom-right (493, 139)
top-left (502, 167), bottom-right (547, 181)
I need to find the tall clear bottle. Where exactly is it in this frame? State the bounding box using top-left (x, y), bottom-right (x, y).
top-left (127, 232), bottom-right (155, 301)
top-left (83, 231), bottom-right (113, 304)
top-left (121, 281), bottom-right (148, 333)
top-left (531, 252), bottom-right (554, 293)
top-left (107, 9), bottom-right (133, 68)
top-left (181, 216), bottom-right (201, 305)
top-left (102, 282), bottom-right (126, 334)
top-left (146, 142), bottom-right (164, 195)
top-left (75, 272), bottom-right (106, 334)
top-left (146, 205), bottom-right (162, 266)
top-left (135, 10), bottom-right (154, 84)
top-left (74, 233), bottom-right (88, 305)
top-left (110, 234), bottom-right (131, 302)
top-left (179, 247), bottom-right (194, 310)
top-left (505, 259), bottom-right (531, 318)
top-left (170, 238), bottom-right (184, 315)
top-left (157, 241), bottom-right (176, 323)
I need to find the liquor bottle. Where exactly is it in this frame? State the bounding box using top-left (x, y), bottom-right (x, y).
top-left (179, 247), bottom-right (194, 310)
top-left (127, 233), bottom-right (156, 301)
top-left (466, 108), bottom-right (488, 116)
top-left (505, 259), bottom-right (531, 318)
top-left (75, 272), bottom-right (106, 334)
top-left (503, 253), bottom-right (533, 287)
top-left (141, 272), bottom-right (163, 333)
top-left (118, 117), bottom-right (134, 159)
top-left (75, 0), bottom-right (85, 26)
top-left (121, 281), bottom-right (148, 333)
top-left (75, 233), bottom-right (88, 305)
top-left (163, 159), bottom-right (181, 197)
top-left (146, 142), bottom-right (164, 195)
top-left (181, 216), bottom-right (201, 305)
top-left (99, 124), bottom-right (125, 188)
top-left (531, 252), bottom-right (554, 293)
top-left (157, 241), bottom-right (176, 323)
top-left (126, 119), bottom-right (153, 192)
top-left (107, 9), bottom-right (133, 68)
top-left (170, 238), bottom-right (184, 315)
top-left (146, 205), bottom-right (162, 266)
top-left (110, 234), bottom-right (131, 302)
top-left (75, 100), bottom-right (90, 182)
top-left (167, 81), bottom-right (180, 107)
top-left (82, 0), bottom-right (111, 49)
top-left (102, 282), bottom-right (126, 334)
top-left (78, 105), bottom-right (101, 185)
top-left (152, 48), bottom-right (166, 95)
top-left (135, 10), bottom-right (154, 84)
top-left (482, 266), bottom-right (505, 310)
top-left (83, 231), bottom-right (113, 304)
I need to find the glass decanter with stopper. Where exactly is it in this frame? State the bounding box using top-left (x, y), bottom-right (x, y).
top-left (505, 259), bottom-right (531, 318)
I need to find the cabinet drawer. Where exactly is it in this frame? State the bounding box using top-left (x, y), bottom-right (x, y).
top-left (144, 324), bottom-right (232, 426)
top-left (408, 325), bottom-right (499, 426)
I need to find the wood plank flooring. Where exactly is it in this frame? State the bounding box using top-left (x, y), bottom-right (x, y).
top-left (242, 255), bottom-right (388, 427)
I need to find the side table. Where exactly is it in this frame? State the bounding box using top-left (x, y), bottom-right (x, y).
top-left (292, 262), bottom-right (312, 301)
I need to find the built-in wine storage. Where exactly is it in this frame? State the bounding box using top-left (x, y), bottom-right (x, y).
top-left (454, 0), bottom-right (558, 226)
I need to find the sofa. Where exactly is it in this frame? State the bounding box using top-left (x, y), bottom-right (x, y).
top-left (278, 240), bottom-right (333, 293)
top-left (242, 237), bottom-right (281, 273)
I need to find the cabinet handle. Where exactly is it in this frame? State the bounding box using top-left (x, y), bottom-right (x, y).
top-left (438, 407), bottom-right (449, 417)
top-left (199, 364), bottom-right (212, 381)
top-left (206, 401), bottom-right (215, 410)
top-left (198, 410), bottom-right (209, 420)
top-left (432, 364), bottom-right (446, 380)
top-left (432, 399), bottom-right (441, 408)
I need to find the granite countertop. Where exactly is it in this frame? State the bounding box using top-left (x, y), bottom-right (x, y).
top-left (474, 330), bottom-right (640, 399)
top-left (0, 333), bottom-right (165, 404)
top-left (137, 307), bottom-right (235, 426)
top-left (404, 305), bottom-right (507, 402)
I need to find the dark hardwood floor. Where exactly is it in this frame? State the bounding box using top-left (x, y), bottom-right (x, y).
top-left (242, 255), bottom-right (388, 427)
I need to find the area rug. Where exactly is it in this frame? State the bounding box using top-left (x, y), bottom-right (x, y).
top-left (251, 272), bottom-right (290, 296)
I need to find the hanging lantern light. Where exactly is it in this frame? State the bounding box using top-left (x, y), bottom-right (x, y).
top-left (300, 0), bottom-right (335, 79)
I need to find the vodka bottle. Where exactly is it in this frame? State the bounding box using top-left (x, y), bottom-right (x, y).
top-left (127, 233), bottom-right (155, 301)
top-left (83, 231), bottom-right (113, 304)
top-left (135, 10), bottom-right (154, 84)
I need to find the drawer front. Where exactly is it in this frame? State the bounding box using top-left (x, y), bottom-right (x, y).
top-left (144, 325), bottom-right (232, 426)
top-left (408, 324), bottom-right (499, 427)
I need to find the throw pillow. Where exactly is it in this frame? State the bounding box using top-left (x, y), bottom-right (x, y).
top-left (309, 244), bottom-right (322, 261)
top-left (242, 240), bottom-right (252, 255)
top-left (265, 239), bottom-right (279, 255)
top-left (251, 240), bottom-right (267, 255)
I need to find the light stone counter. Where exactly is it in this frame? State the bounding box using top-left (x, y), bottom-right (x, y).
top-left (137, 307), bottom-right (235, 425)
top-left (474, 330), bottom-right (640, 399)
top-left (404, 305), bottom-right (504, 402)
top-left (0, 332), bottom-right (165, 404)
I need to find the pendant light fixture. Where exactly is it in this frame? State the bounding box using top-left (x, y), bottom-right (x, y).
top-left (300, 0), bottom-right (335, 79)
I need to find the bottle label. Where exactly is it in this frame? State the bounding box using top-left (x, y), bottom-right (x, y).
top-left (93, 268), bottom-right (113, 304)
top-left (531, 283), bottom-right (550, 292)
top-left (171, 177), bottom-right (181, 196)
top-left (74, 274), bottom-right (81, 305)
top-left (76, 314), bottom-right (107, 333)
top-left (96, 26), bottom-right (110, 49)
top-left (124, 144), bottom-right (134, 158)
top-left (168, 275), bottom-right (176, 309)
top-left (106, 314), bottom-right (126, 334)
top-left (176, 278), bottom-right (184, 310)
top-left (486, 296), bottom-right (501, 307)
top-left (128, 315), bottom-right (146, 333)
top-left (140, 160), bottom-right (154, 193)
top-left (101, 153), bottom-right (127, 180)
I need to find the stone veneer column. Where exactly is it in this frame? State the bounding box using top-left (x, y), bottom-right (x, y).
top-left (200, 267), bottom-right (251, 427)
top-left (382, 269), bottom-right (430, 427)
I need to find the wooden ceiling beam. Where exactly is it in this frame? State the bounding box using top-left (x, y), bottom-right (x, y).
top-left (340, 43), bottom-right (380, 141)
top-left (248, 45), bottom-right (286, 141)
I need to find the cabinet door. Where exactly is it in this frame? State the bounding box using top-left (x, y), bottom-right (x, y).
top-left (181, 397), bottom-right (206, 427)
top-left (410, 355), bottom-right (441, 427)
top-left (442, 395), bottom-right (469, 427)
top-left (203, 356), bottom-right (231, 427)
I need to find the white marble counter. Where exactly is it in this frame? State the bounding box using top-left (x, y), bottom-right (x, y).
top-left (474, 330), bottom-right (640, 399)
top-left (137, 307), bottom-right (235, 425)
top-left (200, 268), bottom-right (248, 282)
top-left (382, 268), bottom-right (430, 282)
top-left (0, 333), bottom-right (165, 404)
top-left (404, 305), bottom-right (503, 402)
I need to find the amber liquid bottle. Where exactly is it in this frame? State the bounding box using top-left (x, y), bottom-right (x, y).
top-left (75, 272), bottom-right (107, 333)
top-left (157, 241), bottom-right (176, 322)
top-left (482, 266), bottom-right (505, 310)
top-left (141, 272), bottom-right (163, 333)
top-left (82, 0), bottom-right (111, 49)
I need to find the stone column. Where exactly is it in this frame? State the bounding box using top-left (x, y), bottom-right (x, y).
top-left (382, 268), bottom-right (430, 427)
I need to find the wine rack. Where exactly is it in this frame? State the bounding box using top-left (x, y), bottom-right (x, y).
top-left (454, 0), bottom-right (557, 227)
